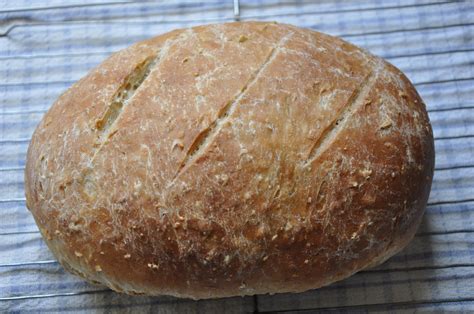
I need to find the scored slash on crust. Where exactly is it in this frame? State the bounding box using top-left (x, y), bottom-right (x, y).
top-left (82, 54), bottom-right (162, 198)
top-left (94, 56), bottom-right (158, 139)
top-left (81, 31), bottom-right (190, 199)
top-left (168, 31), bottom-right (295, 189)
top-left (304, 60), bottom-right (384, 167)
top-left (87, 30), bottom-right (189, 167)
top-left (88, 57), bottom-right (159, 165)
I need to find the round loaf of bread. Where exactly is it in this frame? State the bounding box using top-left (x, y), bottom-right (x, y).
top-left (25, 22), bottom-right (434, 299)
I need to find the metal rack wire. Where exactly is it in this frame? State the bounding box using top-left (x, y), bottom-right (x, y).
top-left (0, 0), bottom-right (473, 312)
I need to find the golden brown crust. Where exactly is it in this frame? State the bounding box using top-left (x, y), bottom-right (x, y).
top-left (25, 22), bottom-right (434, 299)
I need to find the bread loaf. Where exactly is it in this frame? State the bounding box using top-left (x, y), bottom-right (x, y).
top-left (25, 22), bottom-right (434, 299)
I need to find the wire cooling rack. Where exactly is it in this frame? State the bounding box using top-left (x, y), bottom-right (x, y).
top-left (1, 0), bottom-right (473, 312)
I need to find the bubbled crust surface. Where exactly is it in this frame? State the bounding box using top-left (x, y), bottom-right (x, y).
top-left (25, 22), bottom-right (434, 299)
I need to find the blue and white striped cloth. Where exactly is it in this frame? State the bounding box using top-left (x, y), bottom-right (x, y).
top-left (1, 0), bottom-right (473, 312)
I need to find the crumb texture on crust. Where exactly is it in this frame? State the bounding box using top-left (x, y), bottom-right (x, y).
top-left (25, 22), bottom-right (434, 299)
